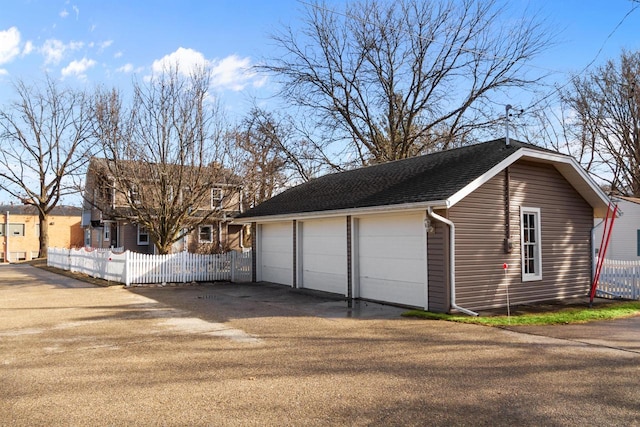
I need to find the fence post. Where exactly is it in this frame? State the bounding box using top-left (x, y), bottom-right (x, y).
top-left (631, 265), bottom-right (640, 299)
top-left (125, 251), bottom-right (130, 287)
top-left (231, 251), bottom-right (236, 283)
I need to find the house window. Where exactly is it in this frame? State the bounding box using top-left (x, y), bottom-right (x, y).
top-left (104, 224), bottom-right (110, 240)
top-left (137, 225), bottom-right (149, 246)
top-left (211, 188), bottom-right (223, 209)
top-left (521, 207), bottom-right (542, 281)
top-left (4, 223), bottom-right (25, 237)
top-left (129, 185), bottom-right (141, 205)
top-left (98, 180), bottom-right (115, 207)
top-left (199, 225), bottom-right (213, 243)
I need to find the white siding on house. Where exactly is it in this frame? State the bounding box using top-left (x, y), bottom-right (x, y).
top-left (355, 212), bottom-right (427, 308)
top-left (298, 218), bottom-right (347, 294)
top-left (596, 199), bottom-right (640, 261)
top-left (258, 222), bottom-right (293, 286)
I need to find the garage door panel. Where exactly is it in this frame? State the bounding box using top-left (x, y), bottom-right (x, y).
top-left (260, 222), bottom-right (293, 286)
top-left (358, 212), bottom-right (426, 307)
top-left (303, 252), bottom-right (344, 272)
top-left (360, 236), bottom-right (424, 259)
top-left (359, 258), bottom-right (426, 283)
top-left (359, 277), bottom-right (426, 304)
top-left (359, 215), bottom-right (420, 234)
top-left (302, 270), bottom-right (346, 293)
top-left (300, 218), bottom-right (347, 294)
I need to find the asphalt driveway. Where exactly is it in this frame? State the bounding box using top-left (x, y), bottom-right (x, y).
top-left (1, 263), bottom-right (639, 426)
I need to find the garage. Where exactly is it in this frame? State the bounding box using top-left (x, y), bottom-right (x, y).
top-left (299, 217), bottom-right (347, 294)
top-left (356, 212), bottom-right (427, 307)
top-left (258, 222), bottom-right (293, 286)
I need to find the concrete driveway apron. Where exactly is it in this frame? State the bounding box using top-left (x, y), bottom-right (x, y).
top-left (1, 263), bottom-right (639, 426)
top-left (505, 316), bottom-right (640, 354)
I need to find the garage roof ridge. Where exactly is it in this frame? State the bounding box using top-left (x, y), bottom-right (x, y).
top-left (236, 138), bottom-right (580, 219)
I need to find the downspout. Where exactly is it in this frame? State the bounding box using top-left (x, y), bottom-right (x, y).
top-left (428, 207), bottom-right (479, 316)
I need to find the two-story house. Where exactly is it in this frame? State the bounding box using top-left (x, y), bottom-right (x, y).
top-left (1, 204), bottom-right (83, 262)
top-left (81, 158), bottom-right (246, 254)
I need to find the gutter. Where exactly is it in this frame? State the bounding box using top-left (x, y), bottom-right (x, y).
top-left (428, 207), bottom-right (479, 317)
top-left (234, 200), bottom-right (451, 224)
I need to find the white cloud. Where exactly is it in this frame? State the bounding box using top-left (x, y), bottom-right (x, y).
top-left (150, 48), bottom-right (261, 92)
top-left (41, 39), bottom-right (65, 64)
top-left (100, 40), bottom-right (113, 50)
top-left (22, 40), bottom-right (34, 56)
top-left (114, 51), bottom-right (123, 58)
top-left (61, 57), bottom-right (96, 78)
top-left (59, 9), bottom-right (69, 18)
top-left (72, 5), bottom-right (80, 19)
top-left (116, 63), bottom-right (133, 73)
top-left (0, 68), bottom-right (8, 76)
top-left (151, 47), bottom-right (209, 76)
top-left (41, 39), bottom-right (84, 65)
top-left (211, 54), bottom-right (257, 91)
top-left (68, 40), bottom-right (84, 50)
top-left (0, 27), bottom-right (21, 65)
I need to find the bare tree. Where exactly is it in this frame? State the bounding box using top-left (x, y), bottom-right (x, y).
top-left (559, 50), bottom-right (640, 196)
top-left (92, 66), bottom-right (235, 254)
top-left (260, 0), bottom-right (554, 166)
top-left (231, 107), bottom-right (290, 209)
top-left (230, 106), bottom-right (328, 209)
top-left (0, 76), bottom-right (94, 257)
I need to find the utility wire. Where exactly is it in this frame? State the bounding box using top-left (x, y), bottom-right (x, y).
top-left (296, 0), bottom-right (639, 117)
top-left (524, 2), bottom-right (640, 115)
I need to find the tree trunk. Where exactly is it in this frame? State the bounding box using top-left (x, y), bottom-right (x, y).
top-left (39, 213), bottom-right (49, 259)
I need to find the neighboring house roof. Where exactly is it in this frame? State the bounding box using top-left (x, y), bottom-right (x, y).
top-left (87, 157), bottom-right (243, 187)
top-left (237, 138), bottom-right (611, 221)
top-left (615, 196), bottom-right (640, 205)
top-left (0, 205), bottom-right (82, 216)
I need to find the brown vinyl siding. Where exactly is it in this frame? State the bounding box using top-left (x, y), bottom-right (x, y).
top-left (450, 160), bottom-right (593, 312)
top-left (427, 209), bottom-right (449, 313)
top-left (120, 223), bottom-right (154, 254)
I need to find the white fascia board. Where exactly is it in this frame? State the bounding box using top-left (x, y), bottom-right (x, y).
top-left (232, 200), bottom-right (449, 224)
top-left (447, 147), bottom-right (611, 217)
top-left (446, 150), bottom-right (524, 207)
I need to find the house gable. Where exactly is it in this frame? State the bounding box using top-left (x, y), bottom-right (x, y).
top-left (82, 157), bottom-right (245, 253)
top-left (449, 160), bottom-right (594, 311)
top-left (447, 148), bottom-right (609, 217)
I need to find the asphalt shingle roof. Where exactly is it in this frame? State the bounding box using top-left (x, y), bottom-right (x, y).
top-left (0, 205), bottom-right (82, 216)
top-left (238, 139), bottom-right (558, 219)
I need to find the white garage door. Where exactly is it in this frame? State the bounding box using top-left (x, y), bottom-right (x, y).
top-left (300, 217), bottom-right (347, 294)
top-left (259, 222), bottom-right (293, 286)
top-left (357, 212), bottom-right (427, 307)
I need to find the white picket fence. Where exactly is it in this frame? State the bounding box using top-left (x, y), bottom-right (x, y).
top-left (47, 247), bottom-right (252, 286)
top-left (596, 258), bottom-right (640, 300)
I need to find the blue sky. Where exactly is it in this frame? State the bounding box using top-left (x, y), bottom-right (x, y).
top-left (1, 0), bottom-right (639, 115)
top-left (1, 0), bottom-right (640, 204)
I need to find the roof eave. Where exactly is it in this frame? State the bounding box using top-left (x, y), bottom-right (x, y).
top-left (447, 147), bottom-right (611, 217)
top-left (233, 200), bottom-right (450, 223)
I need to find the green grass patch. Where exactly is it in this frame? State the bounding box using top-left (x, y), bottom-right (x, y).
top-left (402, 301), bottom-right (640, 326)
